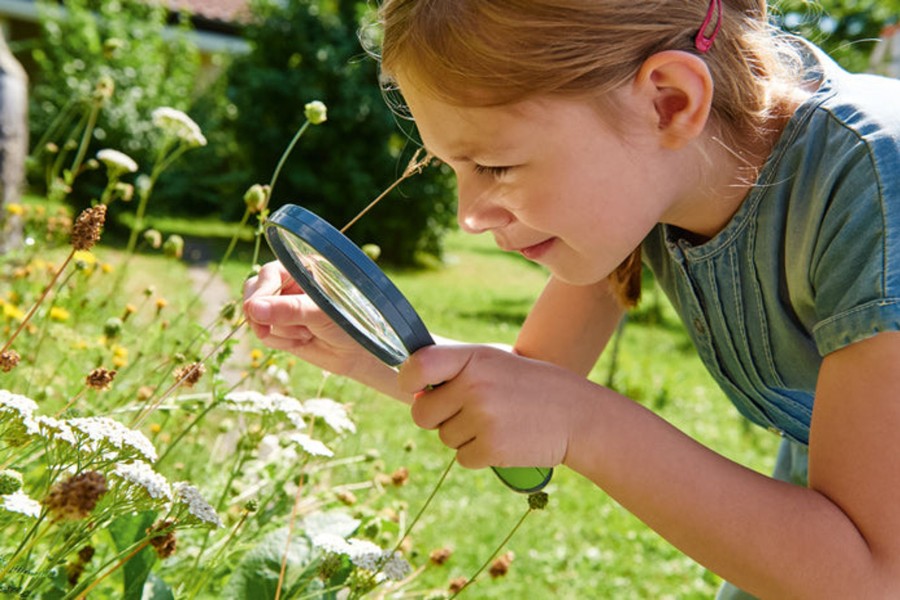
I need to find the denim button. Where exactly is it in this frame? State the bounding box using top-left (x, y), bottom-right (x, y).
top-left (693, 317), bottom-right (706, 335)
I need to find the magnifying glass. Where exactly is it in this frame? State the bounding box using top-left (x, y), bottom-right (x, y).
top-left (264, 204), bottom-right (553, 494)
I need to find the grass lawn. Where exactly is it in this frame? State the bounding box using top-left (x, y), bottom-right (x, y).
top-left (219, 226), bottom-right (781, 598)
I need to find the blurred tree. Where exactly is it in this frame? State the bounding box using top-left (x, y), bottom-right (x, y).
top-left (772, 0), bottom-right (900, 72)
top-left (226, 0), bottom-right (456, 265)
top-left (28, 0), bottom-right (201, 204)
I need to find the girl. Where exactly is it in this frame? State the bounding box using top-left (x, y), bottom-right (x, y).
top-left (244, 1), bottom-right (900, 597)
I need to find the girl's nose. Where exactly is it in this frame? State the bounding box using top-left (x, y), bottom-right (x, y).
top-left (456, 179), bottom-right (512, 234)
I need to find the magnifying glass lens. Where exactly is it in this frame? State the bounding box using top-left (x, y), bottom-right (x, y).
top-left (276, 229), bottom-right (410, 364)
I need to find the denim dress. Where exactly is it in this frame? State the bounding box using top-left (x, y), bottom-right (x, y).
top-left (641, 42), bottom-right (900, 598)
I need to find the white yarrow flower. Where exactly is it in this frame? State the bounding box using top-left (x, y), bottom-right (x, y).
top-left (0, 389), bottom-right (39, 419)
top-left (96, 148), bottom-right (138, 175)
top-left (287, 433), bottom-right (333, 457)
top-left (113, 461), bottom-right (172, 500)
top-left (173, 482), bottom-right (222, 527)
top-left (67, 416), bottom-right (158, 462)
top-left (303, 398), bottom-right (355, 434)
top-left (2, 490), bottom-right (42, 518)
top-left (346, 538), bottom-right (384, 571)
top-left (33, 416), bottom-right (77, 448)
top-left (224, 390), bottom-right (305, 417)
top-left (311, 532), bottom-right (351, 555)
top-left (152, 107), bottom-right (207, 147)
top-left (381, 551), bottom-right (412, 581)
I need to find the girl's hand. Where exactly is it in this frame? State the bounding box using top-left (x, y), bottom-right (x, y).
top-left (242, 261), bottom-right (382, 383)
top-left (398, 344), bottom-right (593, 469)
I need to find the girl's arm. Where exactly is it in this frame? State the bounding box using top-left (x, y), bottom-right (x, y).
top-left (514, 275), bottom-right (623, 376)
top-left (563, 330), bottom-right (900, 597)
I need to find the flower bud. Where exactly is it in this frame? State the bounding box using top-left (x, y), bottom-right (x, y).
top-left (163, 235), bottom-right (184, 259)
top-left (304, 100), bottom-right (327, 125)
top-left (0, 469), bottom-right (24, 495)
top-left (243, 184), bottom-right (269, 214)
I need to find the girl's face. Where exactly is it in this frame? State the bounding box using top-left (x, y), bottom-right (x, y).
top-left (399, 79), bottom-right (689, 285)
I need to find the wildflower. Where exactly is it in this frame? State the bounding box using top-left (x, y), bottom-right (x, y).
top-left (0, 350), bottom-right (20, 372)
top-left (429, 547), bottom-right (453, 566)
top-left (390, 467), bottom-right (409, 487)
top-left (362, 244), bottom-right (381, 261)
top-left (172, 482), bottom-right (222, 527)
top-left (381, 551), bottom-right (412, 582)
top-left (33, 416), bottom-right (77, 448)
top-left (44, 471), bottom-right (108, 521)
top-left (528, 491), bottom-right (549, 511)
top-left (0, 469), bottom-right (23, 495)
top-left (1, 301), bottom-right (24, 321)
top-left (122, 304), bottom-right (137, 321)
top-left (304, 398), bottom-right (356, 434)
top-left (93, 75), bottom-right (115, 103)
top-left (335, 489), bottom-right (357, 506)
top-left (489, 551), bottom-right (514, 578)
top-left (155, 297), bottom-right (168, 314)
top-left (173, 362), bottom-right (205, 388)
top-left (96, 148), bottom-right (138, 177)
top-left (163, 234), bottom-right (184, 259)
top-left (286, 433), bottom-right (333, 458)
top-left (68, 416), bottom-right (158, 462)
top-left (143, 229), bottom-right (162, 249)
top-left (73, 250), bottom-right (97, 271)
top-left (152, 107), bottom-right (207, 147)
top-left (250, 348), bottom-right (263, 367)
top-left (85, 367), bottom-right (116, 391)
top-left (137, 386), bottom-right (155, 402)
top-left (304, 100), bottom-right (327, 125)
top-left (243, 183), bottom-right (269, 214)
top-left (112, 345), bottom-right (129, 368)
top-left (2, 490), bottom-right (41, 518)
top-left (5, 203), bottom-right (24, 216)
top-left (114, 182), bottom-right (134, 202)
top-left (112, 461), bottom-right (172, 501)
top-left (0, 390), bottom-right (39, 420)
top-left (224, 390), bottom-right (304, 416)
top-left (147, 519), bottom-right (178, 558)
top-left (103, 317), bottom-right (123, 339)
top-left (49, 307), bottom-right (70, 322)
top-left (70, 204), bottom-right (107, 251)
top-left (448, 577), bottom-right (468, 594)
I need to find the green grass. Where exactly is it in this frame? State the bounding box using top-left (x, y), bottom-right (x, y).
top-left (218, 226), bottom-right (780, 599)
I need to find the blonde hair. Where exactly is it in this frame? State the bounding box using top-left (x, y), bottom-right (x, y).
top-left (378, 0), bottom-right (801, 307)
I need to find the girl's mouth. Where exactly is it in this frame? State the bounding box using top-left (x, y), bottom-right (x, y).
top-left (519, 238), bottom-right (555, 261)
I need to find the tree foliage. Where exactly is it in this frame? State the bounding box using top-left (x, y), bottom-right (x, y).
top-left (226, 0), bottom-right (456, 264)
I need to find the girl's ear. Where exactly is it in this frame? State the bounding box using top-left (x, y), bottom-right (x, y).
top-left (633, 50), bottom-right (714, 149)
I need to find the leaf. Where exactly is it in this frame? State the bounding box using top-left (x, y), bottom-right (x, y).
top-left (108, 510), bottom-right (158, 600)
top-left (222, 526), bottom-right (314, 599)
top-left (141, 572), bottom-right (175, 600)
top-left (302, 510), bottom-right (359, 540)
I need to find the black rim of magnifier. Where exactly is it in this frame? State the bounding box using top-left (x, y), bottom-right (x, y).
top-left (265, 204), bottom-right (435, 367)
top-left (265, 204), bottom-right (552, 493)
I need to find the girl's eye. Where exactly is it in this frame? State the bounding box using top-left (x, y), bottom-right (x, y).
top-left (473, 164), bottom-right (511, 178)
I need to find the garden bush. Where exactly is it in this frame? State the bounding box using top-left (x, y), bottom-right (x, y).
top-left (226, 0), bottom-right (457, 265)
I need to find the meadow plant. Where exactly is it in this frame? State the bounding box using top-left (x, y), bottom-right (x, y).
top-left (1, 84), bottom-right (546, 599)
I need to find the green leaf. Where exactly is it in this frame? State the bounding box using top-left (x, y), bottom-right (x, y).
top-left (222, 526), bottom-right (315, 599)
top-left (108, 510), bottom-right (158, 600)
top-left (141, 572), bottom-right (175, 600)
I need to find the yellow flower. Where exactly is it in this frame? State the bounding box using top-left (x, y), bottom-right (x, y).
top-left (149, 423), bottom-right (162, 434)
top-left (1, 301), bottom-right (24, 321)
top-left (5, 203), bottom-right (25, 216)
top-left (49, 307), bottom-right (70, 322)
top-left (73, 250), bottom-right (97, 266)
top-left (112, 345), bottom-right (129, 368)
top-left (101, 263), bottom-right (114, 274)
top-left (250, 348), bottom-right (263, 367)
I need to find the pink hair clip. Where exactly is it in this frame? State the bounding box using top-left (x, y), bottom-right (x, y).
top-left (694, 0), bottom-right (723, 53)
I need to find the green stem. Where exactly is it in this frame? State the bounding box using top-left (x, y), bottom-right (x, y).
top-left (268, 120), bottom-right (310, 201)
top-left (2, 249), bottom-right (75, 354)
top-left (449, 506), bottom-right (534, 599)
top-left (155, 394), bottom-right (222, 466)
top-left (66, 100), bottom-right (102, 186)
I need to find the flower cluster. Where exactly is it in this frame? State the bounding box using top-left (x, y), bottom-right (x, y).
top-left (172, 482), bottom-right (222, 528)
top-left (152, 107), bottom-right (207, 147)
top-left (311, 533), bottom-right (411, 582)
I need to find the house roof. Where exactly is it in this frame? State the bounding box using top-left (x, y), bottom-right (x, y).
top-left (166, 0), bottom-right (250, 25)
